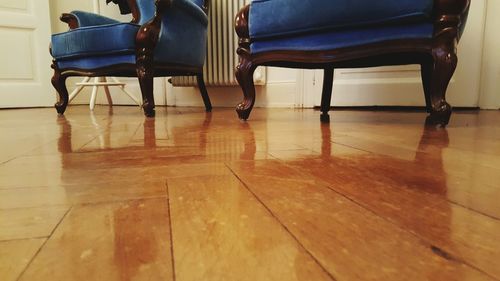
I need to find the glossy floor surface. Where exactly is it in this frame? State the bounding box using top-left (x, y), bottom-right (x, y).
top-left (1, 106), bottom-right (499, 281)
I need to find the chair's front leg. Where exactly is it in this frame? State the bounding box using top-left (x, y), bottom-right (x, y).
top-left (51, 61), bottom-right (69, 115)
top-left (136, 31), bottom-right (155, 117)
top-left (136, 59), bottom-right (155, 117)
top-left (134, 0), bottom-right (171, 117)
top-left (426, 0), bottom-right (469, 126)
top-left (320, 67), bottom-right (334, 123)
top-left (235, 5), bottom-right (256, 121)
top-left (426, 42), bottom-right (456, 126)
top-left (235, 57), bottom-right (257, 121)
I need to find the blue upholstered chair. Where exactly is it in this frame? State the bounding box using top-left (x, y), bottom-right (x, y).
top-left (50, 0), bottom-right (212, 117)
top-left (235, 0), bottom-right (471, 126)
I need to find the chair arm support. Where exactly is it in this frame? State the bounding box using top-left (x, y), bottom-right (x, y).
top-left (202, 0), bottom-right (210, 14)
top-left (433, 0), bottom-right (471, 41)
top-left (135, 0), bottom-right (171, 64)
top-left (135, 0), bottom-right (208, 60)
top-left (235, 4), bottom-right (251, 57)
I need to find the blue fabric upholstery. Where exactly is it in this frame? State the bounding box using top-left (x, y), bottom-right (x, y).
top-left (251, 23), bottom-right (434, 54)
top-left (70, 11), bottom-right (119, 27)
top-left (51, 23), bottom-right (140, 60)
top-left (191, 0), bottom-right (204, 8)
top-left (57, 54), bottom-right (135, 69)
top-left (155, 4), bottom-right (208, 66)
top-left (51, 0), bottom-right (208, 70)
top-left (249, 0), bottom-right (434, 40)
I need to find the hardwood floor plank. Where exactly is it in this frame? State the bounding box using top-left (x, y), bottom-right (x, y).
top-left (19, 198), bottom-right (174, 281)
top-left (0, 180), bottom-right (167, 209)
top-left (0, 238), bottom-right (45, 281)
top-left (0, 206), bottom-right (69, 241)
top-left (0, 158), bottom-right (229, 188)
top-left (167, 173), bottom-right (334, 281)
top-left (1, 107), bottom-right (498, 281)
top-left (228, 160), bottom-right (495, 281)
top-left (287, 124), bottom-right (500, 219)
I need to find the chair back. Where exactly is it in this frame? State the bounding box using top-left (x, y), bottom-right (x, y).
top-left (136, 0), bottom-right (207, 24)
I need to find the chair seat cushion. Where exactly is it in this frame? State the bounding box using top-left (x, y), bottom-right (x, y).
top-left (249, 0), bottom-right (434, 40)
top-left (250, 23), bottom-right (433, 54)
top-left (56, 54), bottom-right (136, 70)
top-left (51, 23), bottom-right (140, 60)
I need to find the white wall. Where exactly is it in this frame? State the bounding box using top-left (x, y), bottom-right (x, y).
top-left (479, 0), bottom-right (500, 110)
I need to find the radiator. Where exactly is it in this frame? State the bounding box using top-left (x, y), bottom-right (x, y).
top-left (171, 0), bottom-right (265, 87)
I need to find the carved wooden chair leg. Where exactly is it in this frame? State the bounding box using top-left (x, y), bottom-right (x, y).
top-left (196, 73), bottom-right (212, 112)
top-left (235, 57), bottom-right (257, 121)
top-left (136, 66), bottom-right (155, 117)
top-left (426, 44), bottom-right (457, 126)
top-left (51, 64), bottom-right (69, 115)
top-left (420, 60), bottom-right (433, 113)
top-left (320, 67), bottom-right (334, 123)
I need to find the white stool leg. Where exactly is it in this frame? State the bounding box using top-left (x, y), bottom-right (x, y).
top-left (69, 77), bottom-right (91, 103)
top-left (89, 77), bottom-right (99, 111)
top-left (102, 77), bottom-right (113, 106)
top-left (111, 77), bottom-right (142, 107)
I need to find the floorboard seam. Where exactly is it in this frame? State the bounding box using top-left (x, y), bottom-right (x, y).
top-left (0, 236), bottom-right (49, 243)
top-left (225, 163), bottom-right (339, 281)
top-left (322, 183), bottom-right (500, 280)
top-left (327, 140), bottom-right (500, 221)
top-left (15, 206), bottom-right (72, 281)
top-left (165, 179), bottom-right (177, 281)
top-left (272, 159), bottom-right (500, 281)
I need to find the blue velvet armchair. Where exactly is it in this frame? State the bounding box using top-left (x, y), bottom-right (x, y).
top-left (235, 0), bottom-right (471, 126)
top-left (50, 0), bottom-right (212, 117)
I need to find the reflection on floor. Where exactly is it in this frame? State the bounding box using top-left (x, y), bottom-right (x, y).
top-left (0, 106), bottom-right (499, 281)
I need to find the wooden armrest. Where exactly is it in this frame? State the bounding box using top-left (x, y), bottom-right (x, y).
top-left (60, 13), bottom-right (79, 29)
top-left (105, 0), bottom-right (141, 24)
top-left (202, 0), bottom-right (210, 14)
top-left (126, 0), bottom-right (141, 24)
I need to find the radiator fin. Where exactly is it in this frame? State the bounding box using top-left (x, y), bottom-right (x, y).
top-left (171, 0), bottom-right (254, 87)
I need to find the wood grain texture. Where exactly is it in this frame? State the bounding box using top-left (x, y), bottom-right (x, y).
top-left (0, 206), bottom-right (69, 241)
top-left (0, 239), bottom-right (45, 281)
top-left (0, 107), bottom-right (498, 281)
top-left (227, 160), bottom-right (495, 281)
top-left (167, 173), bottom-right (334, 281)
top-left (19, 199), bottom-right (174, 281)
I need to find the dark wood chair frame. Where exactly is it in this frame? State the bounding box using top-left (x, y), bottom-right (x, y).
top-left (51, 0), bottom-right (212, 117)
top-left (235, 0), bottom-right (471, 126)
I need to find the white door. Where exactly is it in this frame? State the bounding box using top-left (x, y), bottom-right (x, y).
top-left (0, 0), bottom-right (54, 108)
top-left (306, 1), bottom-right (486, 108)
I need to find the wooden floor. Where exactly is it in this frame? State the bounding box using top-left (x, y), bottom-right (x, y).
top-left (0, 106), bottom-right (499, 281)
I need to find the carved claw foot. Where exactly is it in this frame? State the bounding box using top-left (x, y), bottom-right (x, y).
top-left (426, 101), bottom-right (452, 127)
top-left (236, 102), bottom-right (252, 121)
top-left (55, 101), bottom-right (68, 115)
top-left (142, 102), bottom-right (155, 118)
top-left (320, 113), bottom-right (330, 123)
